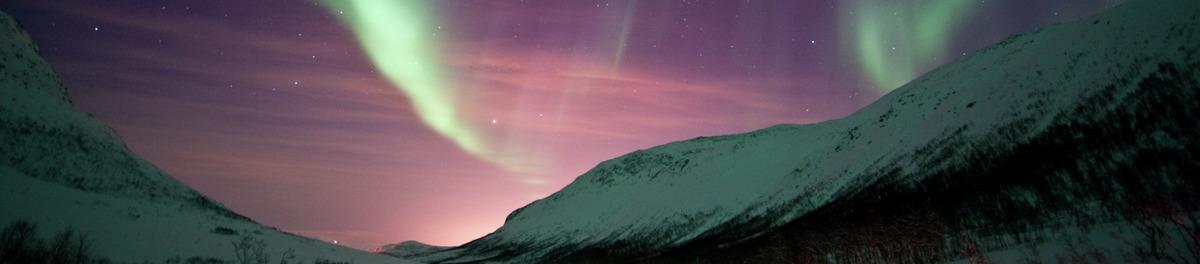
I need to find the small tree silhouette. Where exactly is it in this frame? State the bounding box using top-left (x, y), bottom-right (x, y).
top-left (232, 236), bottom-right (270, 264)
top-left (0, 220), bottom-right (109, 264)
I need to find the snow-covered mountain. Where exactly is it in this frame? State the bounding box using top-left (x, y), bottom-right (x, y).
top-left (0, 10), bottom-right (412, 264)
top-left (417, 0), bottom-right (1200, 263)
top-left (377, 241), bottom-right (451, 259)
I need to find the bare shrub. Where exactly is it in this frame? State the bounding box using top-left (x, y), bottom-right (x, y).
top-left (1119, 204), bottom-right (1200, 264)
top-left (0, 219), bottom-right (109, 264)
top-left (232, 236), bottom-right (270, 264)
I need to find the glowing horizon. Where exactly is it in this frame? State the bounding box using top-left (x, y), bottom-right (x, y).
top-left (4, 0), bottom-right (1121, 249)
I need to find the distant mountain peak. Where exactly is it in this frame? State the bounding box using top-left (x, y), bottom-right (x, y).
top-left (376, 240), bottom-right (451, 258)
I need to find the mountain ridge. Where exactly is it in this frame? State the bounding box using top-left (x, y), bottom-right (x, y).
top-left (0, 9), bottom-right (410, 264)
top-left (417, 0), bottom-right (1200, 262)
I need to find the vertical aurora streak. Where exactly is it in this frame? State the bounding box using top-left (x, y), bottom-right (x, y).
top-left (845, 0), bottom-right (976, 93)
top-left (323, 0), bottom-right (486, 157)
top-left (611, 0), bottom-right (638, 69)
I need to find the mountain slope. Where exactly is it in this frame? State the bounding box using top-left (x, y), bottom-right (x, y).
top-left (421, 0), bottom-right (1200, 263)
top-left (0, 10), bottom-right (411, 264)
top-left (0, 6), bottom-right (211, 208)
top-left (378, 241), bottom-right (451, 259)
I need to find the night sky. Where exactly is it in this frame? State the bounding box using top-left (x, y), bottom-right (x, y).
top-left (1, 0), bottom-right (1116, 250)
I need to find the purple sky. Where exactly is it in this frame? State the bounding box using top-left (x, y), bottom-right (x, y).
top-left (1, 0), bottom-right (1114, 250)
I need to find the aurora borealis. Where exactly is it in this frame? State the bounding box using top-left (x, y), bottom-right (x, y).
top-left (323, 1), bottom-right (487, 161)
top-left (0, 0), bottom-right (1118, 250)
top-left (845, 0), bottom-right (977, 92)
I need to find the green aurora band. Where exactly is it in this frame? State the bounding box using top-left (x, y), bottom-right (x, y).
top-left (845, 0), bottom-right (976, 93)
top-left (323, 1), bottom-right (486, 157)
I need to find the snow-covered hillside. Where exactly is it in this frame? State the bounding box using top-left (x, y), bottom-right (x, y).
top-left (377, 241), bottom-right (451, 259)
top-left (419, 0), bottom-right (1200, 263)
top-left (0, 10), bottom-right (412, 264)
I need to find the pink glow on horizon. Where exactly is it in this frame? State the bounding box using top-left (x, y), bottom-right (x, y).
top-left (5, 0), bottom-right (873, 250)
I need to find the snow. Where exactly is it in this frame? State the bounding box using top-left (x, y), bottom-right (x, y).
top-left (0, 9), bottom-right (416, 264)
top-left (377, 241), bottom-right (451, 258)
top-left (423, 0), bottom-right (1200, 262)
top-left (0, 166), bottom-right (411, 263)
top-left (0, 8), bottom-right (201, 206)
